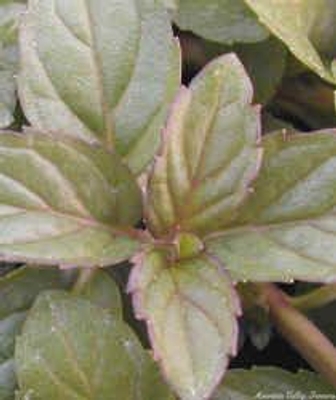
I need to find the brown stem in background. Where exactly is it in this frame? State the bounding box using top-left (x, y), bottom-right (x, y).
top-left (261, 283), bottom-right (336, 389)
top-left (290, 284), bottom-right (336, 311)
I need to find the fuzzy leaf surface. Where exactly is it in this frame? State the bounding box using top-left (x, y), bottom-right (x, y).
top-left (206, 130), bottom-right (336, 282)
top-left (174, 0), bottom-right (268, 44)
top-left (0, 132), bottom-right (142, 267)
top-left (147, 54), bottom-right (262, 238)
top-left (129, 249), bottom-right (240, 400)
top-left (245, 0), bottom-right (336, 83)
top-left (19, 0), bottom-right (180, 174)
top-left (0, 266), bottom-right (70, 399)
top-left (15, 291), bottom-right (173, 400)
top-left (212, 367), bottom-right (336, 399)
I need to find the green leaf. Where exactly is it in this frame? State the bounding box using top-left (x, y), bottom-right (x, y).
top-left (78, 271), bottom-right (123, 317)
top-left (0, 313), bottom-right (26, 364)
top-left (15, 290), bottom-right (173, 400)
top-left (262, 113), bottom-right (296, 134)
top-left (0, 45), bottom-right (18, 129)
top-left (203, 37), bottom-right (287, 104)
top-left (174, 0), bottom-right (268, 44)
top-left (19, 0), bottom-right (180, 174)
top-left (0, 266), bottom-right (70, 399)
top-left (0, 3), bottom-right (25, 46)
top-left (233, 38), bottom-right (287, 104)
top-left (147, 54), bottom-right (262, 238)
top-left (0, 131), bottom-right (142, 267)
top-left (0, 66), bottom-right (16, 128)
top-left (0, 2), bottom-right (25, 128)
top-left (206, 130), bottom-right (336, 282)
top-left (0, 359), bottom-right (16, 400)
top-left (129, 249), bottom-right (240, 400)
top-left (0, 266), bottom-right (69, 320)
top-left (0, 266), bottom-right (70, 356)
top-left (212, 367), bottom-right (336, 399)
top-left (245, 0), bottom-right (336, 83)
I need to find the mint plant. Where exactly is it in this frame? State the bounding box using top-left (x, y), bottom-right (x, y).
top-left (1, 0), bottom-right (336, 399)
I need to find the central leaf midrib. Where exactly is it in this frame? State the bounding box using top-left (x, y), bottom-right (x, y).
top-left (51, 304), bottom-right (93, 397)
top-left (0, 206), bottom-right (130, 238)
top-left (83, 0), bottom-right (112, 146)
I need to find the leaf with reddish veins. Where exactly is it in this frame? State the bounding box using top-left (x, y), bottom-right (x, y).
top-left (146, 54), bottom-right (262, 238)
top-left (128, 249), bottom-right (240, 400)
top-left (19, 0), bottom-right (180, 175)
top-left (0, 131), bottom-right (142, 267)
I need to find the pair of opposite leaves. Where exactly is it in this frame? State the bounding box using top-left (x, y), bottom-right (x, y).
top-left (4, 1), bottom-right (336, 400)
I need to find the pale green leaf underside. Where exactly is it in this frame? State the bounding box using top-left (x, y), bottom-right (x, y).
top-left (245, 0), bottom-right (336, 83)
top-left (174, 0), bottom-right (268, 44)
top-left (19, 0), bottom-right (180, 174)
top-left (0, 132), bottom-right (142, 267)
top-left (15, 291), bottom-right (173, 400)
top-left (147, 54), bottom-right (262, 238)
top-left (206, 130), bottom-right (336, 282)
top-left (129, 249), bottom-right (240, 400)
top-left (212, 367), bottom-right (336, 399)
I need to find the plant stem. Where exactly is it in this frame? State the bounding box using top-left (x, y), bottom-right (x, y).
top-left (261, 283), bottom-right (336, 389)
top-left (72, 267), bottom-right (97, 294)
top-left (290, 284), bottom-right (336, 311)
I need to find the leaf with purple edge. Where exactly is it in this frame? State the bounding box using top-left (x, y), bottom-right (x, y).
top-left (128, 248), bottom-right (240, 400)
top-left (146, 53), bottom-right (262, 238)
top-left (206, 130), bottom-right (336, 283)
